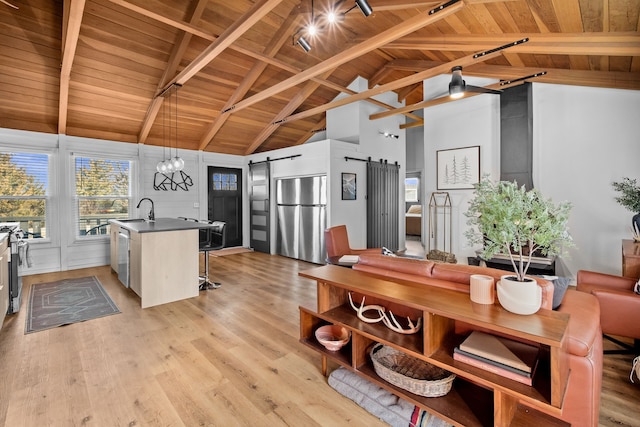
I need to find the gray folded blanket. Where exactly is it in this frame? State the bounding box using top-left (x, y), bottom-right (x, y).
top-left (328, 367), bottom-right (452, 427)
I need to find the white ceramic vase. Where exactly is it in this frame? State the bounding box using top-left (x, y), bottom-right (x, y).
top-left (496, 275), bottom-right (542, 315)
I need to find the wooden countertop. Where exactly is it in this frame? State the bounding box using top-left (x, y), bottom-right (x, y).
top-left (299, 264), bottom-right (569, 347)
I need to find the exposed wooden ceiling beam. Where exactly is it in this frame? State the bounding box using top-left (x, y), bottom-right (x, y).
top-left (276, 39), bottom-right (523, 125)
top-left (372, 80), bottom-right (526, 121)
top-left (370, 0), bottom-right (518, 10)
top-left (198, 8), bottom-right (300, 151)
top-left (371, 59), bottom-right (640, 91)
top-left (245, 70), bottom-right (335, 154)
top-left (160, 0), bottom-right (284, 92)
top-left (58, 0), bottom-right (86, 135)
top-left (293, 116), bottom-right (326, 146)
top-left (138, 0), bottom-right (209, 144)
top-left (226, 0), bottom-right (464, 114)
top-left (400, 120), bottom-right (423, 129)
top-left (109, 0), bottom-right (423, 148)
top-left (385, 32), bottom-right (640, 57)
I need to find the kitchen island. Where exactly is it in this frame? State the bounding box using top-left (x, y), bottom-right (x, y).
top-left (110, 218), bottom-right (203, 308)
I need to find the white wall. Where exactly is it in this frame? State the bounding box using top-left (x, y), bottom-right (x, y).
top-left (423, 80), bottom-right (640, 278)
top-left (532, 83), bottom-right (640, 276)
top-left (327, 76), bottom-right (407, 248)
top-left (423, 74), bottom-right (501, 258)
top-left (0, 128), bottom-right (246, 275)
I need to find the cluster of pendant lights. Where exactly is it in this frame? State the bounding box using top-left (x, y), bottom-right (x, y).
top-left (156, 84), bottom-right (185, 174)
top-left (296, 0), bottom-right (373, 52)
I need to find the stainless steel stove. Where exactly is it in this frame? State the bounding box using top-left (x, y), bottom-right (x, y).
top-left (0, 222), bottom-right (23, 314)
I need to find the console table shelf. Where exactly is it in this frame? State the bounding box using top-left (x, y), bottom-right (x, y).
top-left (299, 265), bottom-right (570, 427)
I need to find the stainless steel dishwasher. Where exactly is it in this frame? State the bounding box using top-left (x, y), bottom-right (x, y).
top-left (117, 228), bottom-right (130, 288)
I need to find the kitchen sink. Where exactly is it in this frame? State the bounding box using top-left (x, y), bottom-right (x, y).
top-left (117, 218), bottom-right (147, 223)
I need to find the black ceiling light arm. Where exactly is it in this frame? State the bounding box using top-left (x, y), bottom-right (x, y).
top-left (500, 71), bottom-right (548, 86)
top-left (474, 37), bottom-right (529, 59)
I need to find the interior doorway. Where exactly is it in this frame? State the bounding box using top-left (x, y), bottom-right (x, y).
top-left (403, 171), bottom-right (425, 258)
top-left (207, 166), bottom-right (243, 248)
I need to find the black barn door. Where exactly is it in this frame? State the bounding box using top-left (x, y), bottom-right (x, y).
top-left (208, 166), bottom-right (242, 247)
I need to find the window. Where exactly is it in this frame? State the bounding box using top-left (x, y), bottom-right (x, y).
top-left (212, 173), bottom-right (237, 191)
top-left (405, 177), bottom-right (419, 202)
top-left (0, 151), bottom-right (49, 239)
top-left (75, 156), bottom-right (131, 237)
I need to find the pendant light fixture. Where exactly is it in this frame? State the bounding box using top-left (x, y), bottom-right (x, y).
top-left (156, 83), bottom-right (184, 174)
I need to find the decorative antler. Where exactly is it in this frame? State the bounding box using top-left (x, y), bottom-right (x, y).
top-left (1, 0), bottom-right (18, 9)
top-left (381, 310), bottom-right (422, 334)
top-left (348, 293), bottom-right (421, 334)
top-left (348, 292), bottom-right (386, 323)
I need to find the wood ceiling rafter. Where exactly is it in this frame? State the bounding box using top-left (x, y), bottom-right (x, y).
top-left (370, 0), bottom-right (518, 11)
top-left (274, 40), bottom-right (520, 125)
top-left (225, 0), bottom-right (465, 114)
top-left (385, 32), bottom-right (640, 57)
top-left (108, 0), bottom-right (424, 150)
top-left (400, 120), bottom-right (423, 129)
top-left (157, 0), bottom-right (284, 92)
top-left (197, 7), bottom-right (301, 152)
top-left (58, 0), bottom-right (86, 134)
top-left (245, 69), bottom-right (335, 154)
top-left (294, 116), bottom-right (326, 146)
top-left (374, 79), bottom-right (528, 123)
top-left (138, 0), bottom-right (209, 143)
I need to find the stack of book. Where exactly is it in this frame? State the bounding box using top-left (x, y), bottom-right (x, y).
top-left (453, 330), bottom-right (540, 386)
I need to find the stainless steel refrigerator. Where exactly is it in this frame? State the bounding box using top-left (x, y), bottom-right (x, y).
top-left (276, 175), bottom-right (326, 264)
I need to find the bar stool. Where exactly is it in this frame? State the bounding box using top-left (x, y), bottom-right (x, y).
top-left (199, 221), bottom-right (226, 291)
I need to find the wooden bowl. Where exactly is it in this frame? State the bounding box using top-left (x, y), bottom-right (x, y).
top-left (315, 325), bottom-right (350, 351)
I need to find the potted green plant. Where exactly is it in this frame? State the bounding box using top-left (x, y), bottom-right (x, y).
top-left (465, 177), bottom-right (574, 314)
top-left (611, 177), bottom-right (640, 241)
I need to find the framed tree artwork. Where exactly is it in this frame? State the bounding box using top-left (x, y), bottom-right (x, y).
top-left (436, 146), bottom-right (480, 190)
top-left (342, 173), bottom-right (356, 200)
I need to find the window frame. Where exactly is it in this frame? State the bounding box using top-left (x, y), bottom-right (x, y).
top-left (405, 176), bottom-right (420, 203)
top-left (72, 153), bottom-right (134, 240)
top-left (0, 149), bottom-right (52, 242)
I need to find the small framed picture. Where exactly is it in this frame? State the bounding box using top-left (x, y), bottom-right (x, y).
top-left (437, 145), bottom-right (480, 190)
top-left (342, 173), bottom-right (356, 200)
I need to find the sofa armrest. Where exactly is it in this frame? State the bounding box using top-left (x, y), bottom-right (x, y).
top-left (577, 270), bottom-right (637, 292)
top-left (556, 289), bottom-right (601, 357)
top-left (591, 288), bottom-right (640, 339)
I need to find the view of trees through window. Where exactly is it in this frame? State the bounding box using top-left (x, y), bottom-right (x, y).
top-left (75, 157), bottom-right (131, 236)
top-left (0, 152), bottom-right (48, 238)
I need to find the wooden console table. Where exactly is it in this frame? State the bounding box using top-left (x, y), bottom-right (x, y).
top-left (622, 239), bottom-right (640, 280)
top-left (299, 265), bottom-right (570, 427)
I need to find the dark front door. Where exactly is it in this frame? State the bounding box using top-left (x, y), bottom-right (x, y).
top-left (208, 166), bottom-right (242, 248)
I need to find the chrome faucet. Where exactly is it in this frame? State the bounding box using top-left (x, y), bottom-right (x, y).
top-left (136, 198), bottom-right (155, 222)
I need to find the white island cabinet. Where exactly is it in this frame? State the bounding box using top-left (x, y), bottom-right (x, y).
top-left (110, 218), bottom-right (200, 308)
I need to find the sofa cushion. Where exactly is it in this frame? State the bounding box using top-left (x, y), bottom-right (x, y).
top-left (356, 254), bottom-right (434, 277)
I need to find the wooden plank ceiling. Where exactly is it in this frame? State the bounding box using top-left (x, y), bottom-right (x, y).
top-left (1, 0), bottom-right (639, 155)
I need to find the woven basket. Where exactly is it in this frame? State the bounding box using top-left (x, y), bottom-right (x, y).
top-left (426, 249), bottom-right (457, 264)
top-left (370, 344), bottom-right (455, 397)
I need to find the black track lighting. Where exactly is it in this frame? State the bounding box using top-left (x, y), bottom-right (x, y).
top-left (355, 0), bottom-right (373, 17)
top-left (297, 36), bottom-right (311, 52)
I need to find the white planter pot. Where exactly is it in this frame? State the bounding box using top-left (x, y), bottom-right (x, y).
top-left (497, 275), bottom-right (542, 315)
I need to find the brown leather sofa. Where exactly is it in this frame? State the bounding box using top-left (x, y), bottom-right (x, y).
top-left (352, 253), bottom-right (603, 427)
top-left (577, 270), bottom-right (640, 352)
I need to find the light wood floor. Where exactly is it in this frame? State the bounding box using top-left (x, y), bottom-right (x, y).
top-left (0, 252), bottom-right (638, 426)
